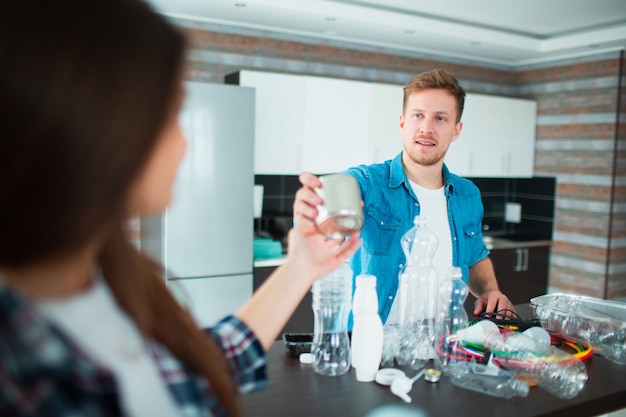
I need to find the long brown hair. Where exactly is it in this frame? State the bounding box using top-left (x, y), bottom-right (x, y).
top-left (0, 0), bottom-right (239, 415)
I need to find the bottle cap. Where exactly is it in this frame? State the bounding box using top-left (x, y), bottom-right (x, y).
top-left (374, 368), bottom-right (406, 386)
top-left (424, 368), bottom-right (441, 383)
top-left (299, 353), bottom-right (315, 364)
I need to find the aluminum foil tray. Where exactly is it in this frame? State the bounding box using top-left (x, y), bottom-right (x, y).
top-left (530, 293), bottom-right (626, 365)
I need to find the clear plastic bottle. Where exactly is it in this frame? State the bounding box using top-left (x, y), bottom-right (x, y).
top-left (435, 266), bottom-right (469, 375)
top-left (311, 263), bottom-right (353, 376)
top-left (484, 330), bottom-right (588, 399)
top-left (450, 361), bottom-right (529, 399)
top-left (351, 274), bottom-right (384, 382)
top-left (396, 215), bottom-right (439, 369)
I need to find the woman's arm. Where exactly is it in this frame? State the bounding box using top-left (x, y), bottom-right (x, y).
top-left (235, 225), bottom-right (361, 351)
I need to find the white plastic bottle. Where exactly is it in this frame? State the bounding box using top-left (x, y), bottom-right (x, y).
top-left (350, 274), bottom-right (383, 382)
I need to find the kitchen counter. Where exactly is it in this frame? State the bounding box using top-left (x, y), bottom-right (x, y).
top-left (253, 237), bottom-right (552, 269)
top-left (241, 304), bottom-right (626, 417)
top-left (254, 255), bottom-right (288, 268)
top-left (484, 236), bottom-right (552, 250)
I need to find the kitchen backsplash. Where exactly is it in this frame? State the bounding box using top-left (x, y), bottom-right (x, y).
top-left (254, 174), bottom-right (556, 243)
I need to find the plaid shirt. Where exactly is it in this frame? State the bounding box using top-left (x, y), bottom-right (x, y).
top-left (0, 280), bottom-right (267, 417)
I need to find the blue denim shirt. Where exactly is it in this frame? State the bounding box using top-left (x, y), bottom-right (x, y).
top-left (343, 152), bottom-right (490, 325)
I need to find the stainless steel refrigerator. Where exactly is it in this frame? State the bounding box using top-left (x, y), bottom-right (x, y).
top-left (141, 81), bottom-right (255, 328)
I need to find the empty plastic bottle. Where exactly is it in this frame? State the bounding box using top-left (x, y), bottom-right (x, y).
top-left (351, 274), bottom-right (384, 382)
top-left (395, 215), bottom-right (439, 369)
top-left (311, 263), bottom-right (353, 376)
top-left (450, 361), bottom-right (529, 399)
top-left (484, 330), bottom-right (588, 399)
top-left (435, 266), bottom-right (469, 375)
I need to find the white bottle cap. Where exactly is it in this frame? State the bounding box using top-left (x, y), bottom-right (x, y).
top-left (299, 353), bottom-right (315, 364)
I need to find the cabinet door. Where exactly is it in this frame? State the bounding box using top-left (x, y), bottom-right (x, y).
top-left (464, 246), bottom-right (549, 316)
top-left (254, 267), bottom-right (313, 337)
top-left (239, 71), bottom-right (305, 174)
top-left (445, 94), bottom-right (536, 178)
top-left (300, 76), bottom-right (371, 174)
top-left (368, 83), bottom-right (404, 163)
top-left (170, 274), bottom-right (253, 329)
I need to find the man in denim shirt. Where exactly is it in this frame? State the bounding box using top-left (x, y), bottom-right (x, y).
top-left (294, 69), bottom-right (514, 324)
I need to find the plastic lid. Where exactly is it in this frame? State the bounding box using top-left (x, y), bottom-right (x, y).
top-left (299, 353), bottom-right (315, 365)
top-left (375, 368), bottom-right (406, 386)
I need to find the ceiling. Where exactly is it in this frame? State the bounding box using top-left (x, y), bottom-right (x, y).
top-left (147, 0), bottom-right (626, 66)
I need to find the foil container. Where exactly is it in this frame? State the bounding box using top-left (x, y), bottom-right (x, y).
top-left (530, 293), bottom-right (626, 365)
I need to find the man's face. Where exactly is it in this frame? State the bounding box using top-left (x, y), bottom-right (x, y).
top-left (400, 88), bottom-right (462, 167)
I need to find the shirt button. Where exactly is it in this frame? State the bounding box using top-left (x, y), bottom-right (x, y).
top-left (388, 296), bottom-right (393, 300)
top-left (399, 264), bottom-right (403, 269)
top-left (380, 221), bottom-right (384, 226)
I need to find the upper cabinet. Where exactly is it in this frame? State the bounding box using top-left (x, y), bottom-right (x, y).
top-left (231, 70), bottom-right (305, 174)
top-left (228, 71), bottom-right (537, 178)
top-left (368, 82), bottom-right (403, 164)
top-left (444, 93), bottom-right (537, 178)
top-left (300, 76), bottom-right (372, 174)
top-left (229, 70), bottom-right (404, 175)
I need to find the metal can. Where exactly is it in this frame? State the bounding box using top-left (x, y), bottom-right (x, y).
top-left (315, 173), bottom-right (363, 239)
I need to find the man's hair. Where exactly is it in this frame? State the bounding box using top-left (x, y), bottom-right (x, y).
top-left (403, 68), bottom-right (466, 122)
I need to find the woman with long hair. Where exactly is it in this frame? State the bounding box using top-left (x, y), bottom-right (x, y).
top-left (0, 1), bottom-right (361, 416)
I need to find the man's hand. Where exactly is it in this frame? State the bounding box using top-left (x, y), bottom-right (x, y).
top-left (473, 289), bottom-right (516, 317)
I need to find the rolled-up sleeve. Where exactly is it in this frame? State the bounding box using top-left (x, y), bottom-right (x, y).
top-left (205, 316), bottom-right (267, 394)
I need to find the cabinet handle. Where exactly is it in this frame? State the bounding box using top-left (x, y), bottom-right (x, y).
top-left (514, 248), bottom-right (523, 272)
top-left (522, 248), bottom-right (529, 271)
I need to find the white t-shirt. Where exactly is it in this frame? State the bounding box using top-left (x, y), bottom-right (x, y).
top-left (386, 182), bottom-right (453, 325)
top-left (36, 278), bottom-right (180, 417)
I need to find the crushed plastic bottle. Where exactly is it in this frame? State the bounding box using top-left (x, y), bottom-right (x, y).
top-left (485, 330), bottom-right (588, 399)
top-left (450, 361), bottom-right (529, 399)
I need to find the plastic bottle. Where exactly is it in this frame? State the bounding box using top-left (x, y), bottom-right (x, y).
top-left (396, 215), bottom-right (439, 369)
top-left (484, 330), bottom-right (588, 399)
top-left (450, 361), bottom-right (529, 399)
top-left (311, 263), bottom-right (352, 376)
top-left (435, 266), bottom-right (469, 375)
top-left (351, 274), bottom-right (384, 382)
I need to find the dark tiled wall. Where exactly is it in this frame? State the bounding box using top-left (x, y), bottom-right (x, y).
top-left (255, 174), bottom-right (556, 240)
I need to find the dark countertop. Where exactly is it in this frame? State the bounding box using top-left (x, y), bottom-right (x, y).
top-left (240, 304), bottom-right (626, 417)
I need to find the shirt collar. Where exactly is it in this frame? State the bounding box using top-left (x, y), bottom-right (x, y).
top-left (389, 151), bottom-right (455, 194)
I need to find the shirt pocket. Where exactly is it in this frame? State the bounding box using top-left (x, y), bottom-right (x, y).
top-left (362, 206), bottom-right (401, 256)
top-left (460, 224), bottom-right (485, 265)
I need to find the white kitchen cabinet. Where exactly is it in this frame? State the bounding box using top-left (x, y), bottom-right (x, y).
top-left (300, 76), bottom-right (371, 174)
top-left (368, 82), bottom-right (404, 163)
top-left (237, 71), bottom-right (305, 174)
top-left (233, 70), bottom-right (394, 174)
top-left (168, 274), bottom-right (252, 329)
top-left (445, 93), bottom-right (537, 178)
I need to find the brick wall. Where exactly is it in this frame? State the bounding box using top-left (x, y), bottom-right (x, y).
top-left (174, 17), bottom-right (625, 300)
